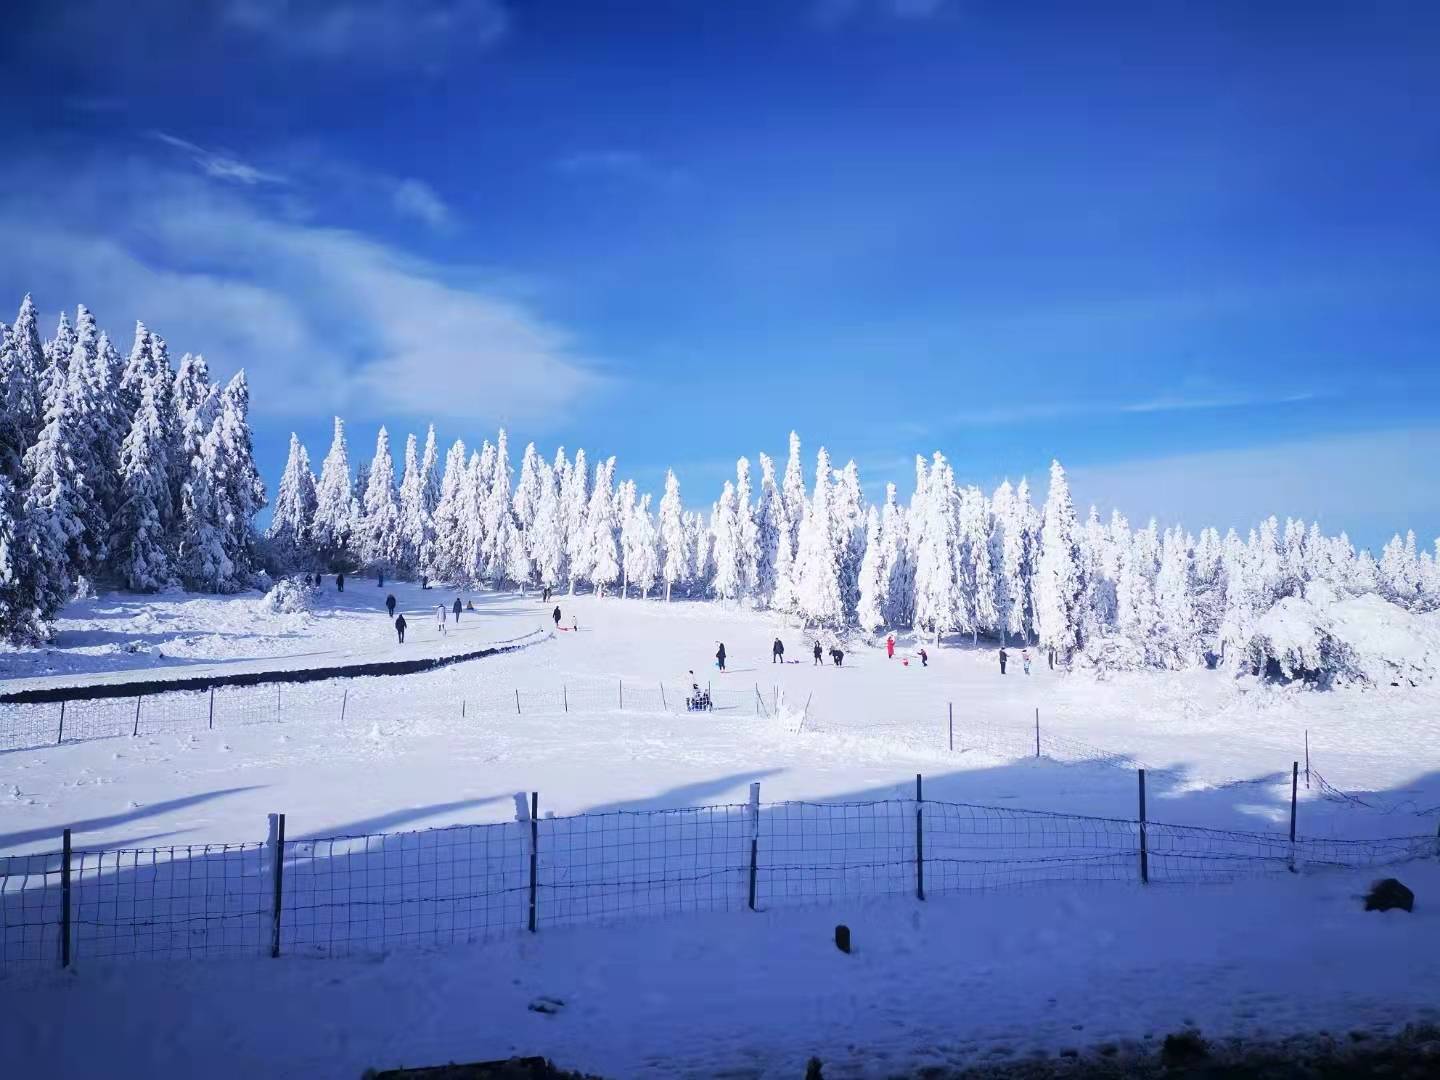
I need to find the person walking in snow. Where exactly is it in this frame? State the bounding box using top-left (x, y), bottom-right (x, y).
top-left (999, 647), bottom-right (1008, 675)
top-left (394, 613), bottom-right (407, 644)
top-left (886, 635), bottom-right (895, 660)
top-left (378, 570), bottom-right (384, 587)
top-left (553, 605), bottom-right (562, 629)
top-left (830, 647), bottom-right (845, 667)
top-left (772, 637), bottom-right (784, 664)
top-left (716, 642), bottom-right (727, 672)
top-left (435, 604), bottom-right (447, 634)
top-left (1022, 648), bottom-right (1031, 675)
top-left (385, 593), bottom-right (396, 618)
top-left (337, 572), bottom-right (345, 592)
top-left (919, 647), bottom-right (929, 668)
top-left (813, 642), bottom-right (823, 666)
top-left (453, 598), bottom-right (462, 623)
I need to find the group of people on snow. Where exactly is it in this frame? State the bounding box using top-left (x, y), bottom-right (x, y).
top-left (384, 593), bottom-right (468, 644)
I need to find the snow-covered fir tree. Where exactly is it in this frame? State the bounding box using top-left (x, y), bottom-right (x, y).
top-left (658, 469), bottom-right (688, 601)
top-left (312, 417), bottom-right (356, 566)
top-left (529, 461), bottom-right (565, 591)
top-left (1034, 459), bottom-right (1084, 661)
top-left (267, 432), bottom-right (317, 565)
top-left (111, 366), bottom-right (174, 591)
top-left (913, 454), bottom-right (960, 643)
top-left (580, 458), bottom-right (620, 596)
top-left (781, 431), bottom-right (807, 556)
top-left (623, 493), bottom-right (660, 597)
top-left (753, 454), bottom-right (786, 605)
top-left (709, 481), bottom-right (743, 601)
top-left (361, 427), bottom-right (401, 572)
top-left (793, 447), bottom-right (845, 627)
top-left (427, 439), bottom-right (470, 584)
top-left (879, 482), bottom-right (912, 628)
top-left (855, 504), bottom-right (886, 633)
top-left (735, 458), bottom-right (759, 601)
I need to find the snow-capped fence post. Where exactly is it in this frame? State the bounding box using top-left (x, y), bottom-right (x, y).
top-left (208, 688), bottom-right (214, 731)
top-left (747, 782), bottom-right (760, 911)
top-left (60, 828), bottom-right (72, 969)
top-left (132, 696), bottom-right (143, 737)
top-left (56, 702), bottom-right (65, 746)
top-left (915, 774), bottom-right (925, 902)
top-left (1138, 770), bottom-right (1149, 885)
top-left (266, 813), bottom-right (286, 958)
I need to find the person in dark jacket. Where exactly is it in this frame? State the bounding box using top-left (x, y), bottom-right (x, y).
top-left (830, 647), bottom-right (844, 667)
top-left (919, 647), bottom-right (929, 668)
top-left (378, 570), bottom-right (384, 587)
top-left (772, 637), bottom-right (784, 664)
top-left (813, 642), bottom-right (823, 666)
top-left (452, 598), bottom-right (462, 622)
top-left (394, 613), bottom-right (407, 644)
top-left (337, 572), bottom-right (345, 592)
top-left (715, 642), bottom-right (727, 672)
top-left (422, 575), bottom-right (429, 590)
top-left (999, 647), bottom-right (1008, 675)
top-left (553, 605), bottom-right (562, 628)
top-left (385, 593), bottom-right (397, 617)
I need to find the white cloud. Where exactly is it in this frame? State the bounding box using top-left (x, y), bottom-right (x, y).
top-left (222, 0), bottom-right (508, 66)
top-left (951, 389), bottom-right (1324, 427)
top-left (391, 178), bottom-right (453, 230)
top-left (554, 150), bottom-right (689, 191)
top-left (150, 132), bottom-right (288, 186)
top-left (0, 156), bottom-right (602, 427)
top-left (1068, 428), bottom-right (1440, 547)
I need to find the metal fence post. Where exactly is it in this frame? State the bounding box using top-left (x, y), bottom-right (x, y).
top-left (660, 683), bottom-right (667, 710)
top-left (915, 773), bottom-right (925, 901)
top-left (60, 828), bottom-right (72, 969)
top-left (619, 680), bottom-right (623, 709)
top-left (1035, 707), bottom-right (1041, 759)
top-left (1304, 730), bottom-right (1310, 789)
top-left (948, 702), bottom-right (953, 752)
top-left (1138, 769), bottom-right (1149, 885)
top-left (132, 695), bottom-right (143, 737)
top-left (563, 685), bottom-right (568, 713)
top-left (268, 813), bottom-right (285, 958)
top-left (747, 782), bottom-right (760, 911)
top-left (57, 701), bottom-right (65, 746)
top-left (528, 792), bottom-right (539, 933)
top-left (208, 688), bottom-right (214, 731)
top-left (340, 688), bottom-right (348, 723)
top-left (515, 689), bottom-right (521, 715)
top-left (1289, 761), bottom-right (1299, 873)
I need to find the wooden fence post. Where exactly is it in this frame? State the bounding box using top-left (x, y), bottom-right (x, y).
top-left (132, 695), bottom-right (143, 737)
top-left (208, 688), bottom-right (214, 731)
top-left (747, 782), bottom-right (760, 911)
top-left (61, 828), bottom-right (72, 969)
top-left (1304, 730), bottom-right (1310, 789)
top-left (1289, 761), bottom-right (1299, 872)
top-left (515, 688), bottom-right (521, 715)
top-left (563, 685), bottom-right (568, 713)
top-left (269, 813), bottom-right (286, 958)
top-left (528, 792), bottom-right (539, 933)
top-left (340, 688), bottom-right (348, 723)
top-left (57, 701), bottom-right (65, 746)
top-left (915, 773), bottom-right (925, 901)
top-left (660, 683), bottom-right (667, 710)
top-left (1138, 769), bottom-right (1149, 885)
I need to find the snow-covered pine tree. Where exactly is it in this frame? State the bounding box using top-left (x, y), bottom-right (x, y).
top-left (856, 504), bottom-right (886, 633)
top-left (209, 372), bottom-right (266, 582)
top-left (41, 309), bottom-right (76, 410)
top-left (735, 457), bottom-right (759, 602)
top-left (171, 353), bottom-right (213, 529)
top-left (913, 453), bottom-right (960, 643)
top-left (460, 448), bottom-right (489, 584)
top-left (513, 442), bottom-right (546, 534)
top-left (427, 439), bottom-right (469, 583)
top-left (1380, 532), bottom-right (1421, 607)
top-left (958, 485), bottom-right (997, 643)
top-left (659, 468), bottom-right (688, 602)
top-left (582, 458), bottom-right (620, 596)
top-left (395, 433), bottom-right (423, 574)
top-left (1076, 507), bottom-right (1115, 648)
top-left (563, 448), bottom-right (590, 593)
top-left (480, 430), bottom-right (515, 582)
top-left (879, 482), bottom-right (912, 628)
top-left (18, 373), bottom-right (90, 611)
top-left (0, 295), bottom-right (47, 475)
top-left (178, 390), bottom-right (235, 592)
top-left (1034, 459), bottom-right (1084, 661)
top-left (357, 427), bottom-right (400, 572)
top-left (86, 331), bottom-right (126, 518)
top-left (687, 510), bottom-right (712, 591)
top-left (1155, 526), bottom-right (1198, 666)
top-left (529, 461), bottom-right (565, 591)
top-left (112, 365), bottom-right (174, 591)
top-left (709, 481), bottom-right (743, 601)
top-left (1117, 519), bottom-right (1161, 662)
top-left (793, 447), bottom-right (845, 627)
top-left (832, 460), bottom-right (866, 623)
top-left (267, 432), bottom-right (318, 567)
top-left (0, 472), bottom-right (31, 642)
top-left (781, 431), bottom-right (807, 555)
top-left (628, 494), bottom-right (661, 598)
top-left (312, 417), bottom-right (356, 567)
top-left (1217, 529), bottom-right (1261, 665)
top-left (1190, 525), bottom-right (1225, 647)
top-left (753, 454), bottom-right (785, 605)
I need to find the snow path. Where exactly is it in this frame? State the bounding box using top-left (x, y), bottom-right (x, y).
top-left (4, 865), bottom-right (1438, 1078)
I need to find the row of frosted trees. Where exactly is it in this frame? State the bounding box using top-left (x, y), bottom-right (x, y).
top-left (267, 422), bottom-right (1440, 667)
top-left (1, 297), bottom-right (265, 642)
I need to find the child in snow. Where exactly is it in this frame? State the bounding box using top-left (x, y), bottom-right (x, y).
top-left (886, 635), bottom-right (895, 660)
top-left (999, 648), bottom-right (1008, 675)
top-left (919, 647), bottom-right (929, 668)
top-left (772, 638), bottom-right (784, 664)
top-left (716, 643), bottom-right (727, 672)
top-left (1022, 648), bottom-right (1031, 675)
top-left (830, 647), bottom-right (844, 667)
top-left (436, 605), bottom-right (447, 634)
top-left (813, 642), bottom-right (823, 666)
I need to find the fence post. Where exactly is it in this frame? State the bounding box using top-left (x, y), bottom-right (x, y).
top-left (948, 702), bottom-right (953, 752)
top-left (915, 773), bottom-right (925, 901)
top-left (57, 701), bottom-right (65, 746)
top-left (515, 689), bottom-right (521, 715)
top-left (1035, 707), bottom-right (1041, 759)
top-left (462, 699), bottom-right (466, 718)
top-left (340, 688), bottom-right (348, 723)
top-left (268, 813), bottom-right (285, 958)
top-left (132, 695), bottom-right (143, 737)
top-left (620, 679), bottom-right (623, 709)
top-left (563, 685), bottom-right (568, 713)
top-left (755, 684), bottom-right (761, 716)
top-left (1296, 760), bottom-right (1307, 869)
top-left (1138, 769), bottom-right (1149, 885)
top-left (747, 782), bottom-right (760, 911)
top-left (528, 792), bottom-right (539, 933)
top-left (660, 683), bottom-right (667, 710)
top-left (61, 828), bottom-right (72, 969)
top-left (1304, 730), bottom-right (1310, 789)
top-left (208, 688), bottom-right (214, 731)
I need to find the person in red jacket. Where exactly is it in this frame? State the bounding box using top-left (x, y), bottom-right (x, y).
top-left (886, 635), bottom-right (895, 660)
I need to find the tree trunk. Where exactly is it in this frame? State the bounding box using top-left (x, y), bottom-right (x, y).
top-left (666, 580), bottom-right (672, 603)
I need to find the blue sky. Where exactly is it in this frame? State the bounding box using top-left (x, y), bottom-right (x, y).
top-left (2, 1), bottom-right (1438, 549)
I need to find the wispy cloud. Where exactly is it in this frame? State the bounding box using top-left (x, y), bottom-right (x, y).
top-left (813, 0), bottom-right (949, 27)
top-left (553, 150), bottom-right (689, 191)
top-left (951, 389), bottom-right (1324, 427)
top-left (222, 0), bottom-right (508, 67)
top-left (150, 132), bottom-right (287, 186)
top-left (0, 152), bottom-right (602, 426)
top-left (391, 178), bottom-right (453, 231)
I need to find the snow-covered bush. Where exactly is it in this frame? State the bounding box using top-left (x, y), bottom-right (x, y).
top-left (255, 576), bottom-right (316, 616)
top-left (1244, 595), bottom-right (1363, 687)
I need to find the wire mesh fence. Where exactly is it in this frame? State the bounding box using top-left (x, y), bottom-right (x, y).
top-left (5, 787), bottom-right (1434, 976)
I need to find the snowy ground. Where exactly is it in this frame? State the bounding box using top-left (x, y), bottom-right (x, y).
top-left (2, 585), bottom-right (1439, 1077)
